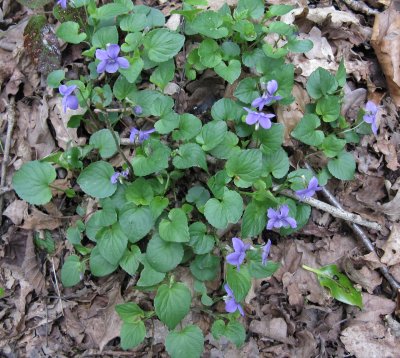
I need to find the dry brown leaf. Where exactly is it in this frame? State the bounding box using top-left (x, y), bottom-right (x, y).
top-left (48, 96), bottom-right (86, 150)
top-left (381, 224), bottom-right (400, 266)
top-left (343, 257), bottom-right (382, 294)
top-left (371, 2), bottom-right (400, 106)
top-left (3, 200), bottom-right (28, 225)
top-left (374, 140), bottom-right (400, 171)
top-left (276, 83), bottom-right (309, 145)
top-left (82, 284), bottom-right (123, 351)
top-left (22, 232), bottom-right (47, 295)
top-left (289, 330), bottom-right (318, 358)
top-left (20, 207), bottom-right (62, 230)
top-left (354, 293), bottom-right (395, 323)
top-left (341, 322), bottom-right (399, 357)
top-left (249, 317), bottom-right (291, 343)
top-left (16, 99), bottom-right (56, 158)
top-left (377, 189), bottom-right (400, 221)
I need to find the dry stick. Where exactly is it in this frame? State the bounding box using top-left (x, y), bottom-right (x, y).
top-left (280, 189), bottom-right (382, 231)
top-left (0, 97), bottom-right (15, 225)
top-left (304, 162), bottom-right (400, 292)
top-left (51, 257), bottom-right (64, 314)
top-left (340, 0), bottom-right (379, 15)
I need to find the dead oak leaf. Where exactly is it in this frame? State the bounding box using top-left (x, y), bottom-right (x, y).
top-left (381, 224), bottom-right (400, 266)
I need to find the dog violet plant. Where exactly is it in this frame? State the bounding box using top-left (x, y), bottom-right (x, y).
top-left (11, 0), bottom-right (369, 355)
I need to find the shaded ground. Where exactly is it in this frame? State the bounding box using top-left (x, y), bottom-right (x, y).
top-left (1, 0), bottom-right (400, 357)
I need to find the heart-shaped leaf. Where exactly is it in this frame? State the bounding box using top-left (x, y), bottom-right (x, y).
top-left (214, 60), bottom-right (241, 84)
top-left (159, 208), bottom-right (190, 243)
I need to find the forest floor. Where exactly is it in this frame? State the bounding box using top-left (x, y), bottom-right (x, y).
top-left (1, 0), bottom-right (400, 357)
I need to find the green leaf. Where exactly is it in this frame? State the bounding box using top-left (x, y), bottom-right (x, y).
top-left (136, 5), bottom-right (165, 27)
top-left (186, 186), bottom-right (210, 211)
top-left (303, 264), bottom-right (362, 308)
top-left (336, 58), bottom-right (346, 87)
top-left (119, 206), bottom-right (154, 243)
top-left (120, 321), bottom-right (146, 350)
top-left (56, 21), bottom-right (86, 44)
top-left (237, 0), bottom-right (264, 19)
top-left (209, 132), bottom-right (240, 160)
top-left (316, 96), bottom-right (341, 122)
top-left (198, 39), bottom-right (222, 68)
top-left (190, 253), bottom-right (220, 281)
top-left (327, 151), bottom-right (356, 180)
top-left (120, 57), bottom-right (144, 83)
top-left (159, 208), bottom-right (190, 243)
top-left (119, 13), bottom-right (147, 32)
top-left (86, 208), bottom-right (118, 241)
top-left (77, 161), bottom-right (117, 198)
top-left (12, 161), bottom-right (56, 205)
top-left (137, 256), bottom-right (165, 287)
top-left (196, 121), bottom-right (227, 151)
top-left (204, 190), bottom-right (243, 229)
top-left (321, 135), bottom-right (346, 158)
top-left (154, 282), bottom-right (191, 329)
top-left (61, 255), bottom-right (84, 287)
top-left (94, 2), bottom-right (132, 19)
top-left (126, 178), bottom-right (154, 205)
top-left (119, 246), bottom-right (141, 275)
top-left (234, 77), bottom-right (259, 104)
top-left (286, 39), bottom-right (313, 53)
top-left (266, 4), bottom-right (294, 17)
top-left (221, 41), bottom-right (241, 60)
top-left (291, 114), bottom-right (324, 146)
top-left (92, 26), bottom-right (118, 48)
top-left (66, 225), bottom-right (82, 245)
top-left (89, 129), bottom-right (119, 159)
top-left (97, 223), bottom-right (128, 265)
top-left (150, 59), bottom-right (175, 90)
top-left (211, 320), bottom-right (245, 348)
top-left (249, 260), bottom-right (279, 279)
top-left (214, 60), bottom-right (241, 84)
top-left (173, 143), bottom-right (207, 171)
top-left (189, 223), bottom-right (215, 255)
top-left (90, 246), bottom-right (118, 277)
top-left (155, 111), bottom-right (180, 134)
top-left (47, 69), bottom-right (65, 88)
top-left (268, 21), bottom-right (294, 36)
top-left (226, 149), bottom-right (262, 183)
top-left (121, 32), bottom-right (143, 52)
top-left (192, 11), bottom-right (229, 39)
top-left (166, 325), bottom-right (204, 358)
top-left (306, 67), bottom-right (338, 99)
top-left (241, 201), bottom-right (267, 238)
top-left (211, 98), bottom-right (245, 122)
top-left (115, 302), bottom-right (144, 323)
top-left (143, 29), bottom-right (185, 63)
top-left (173, 114), bottom-right (202, 141)
top-left (146, 234), bottom-right (183, 272)
top-left (263, 148), bottom-right (289, 179)
top-left (255, 123), bottom-right (284, 154)
top-left (17, 0), bottom-right (52, 9)
top-left (132, 139), bottom-right (171, 176)
top-left (226, 265), bottom-right (251, 301)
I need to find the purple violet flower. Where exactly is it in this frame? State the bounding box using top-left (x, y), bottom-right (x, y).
top-left (59, 84), bottom-right (79, 113)
top-left (251, 80), bottom-right (283, 111)
top-left (96, 44), bottom-right (130, 74)
top-left (57, 0), bottom-right (67, 9)
top-left (226, 237), bottom-right (251, 271)
top-left (262, 239), bottom-right (272, 266)
top-left (110, 169), bottom-right (129, 184)
top-left (224, 284), bottom-right (244, 316)
top-left (362, 101), bottom-right (378, 135)
top-left (129, 127), bottom-right (156, 144)
top-left (244, 107), bottom-right (275, 130)
top-left (133, 105), bottom-right (143, 115)
top-left (295, 176), bottom-right (322, 201)
top-left (267, 205), bottom-right (297, 230)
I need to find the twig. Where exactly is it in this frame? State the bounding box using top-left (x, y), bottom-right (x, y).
top-left (0, 97), bottom-right (15, 225)
top-left (304, 162), bottom-right (400, 292)
top-left (94, 107), bottom-right (133, 114)
top-left (0, 186), bottom-right (12, 196)
top-left (51, 257), bottom-right (64, 315)
top-left (340, 0), bottom-right (379, 15)
top-left (279, 189), bottom-right (382, 231)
